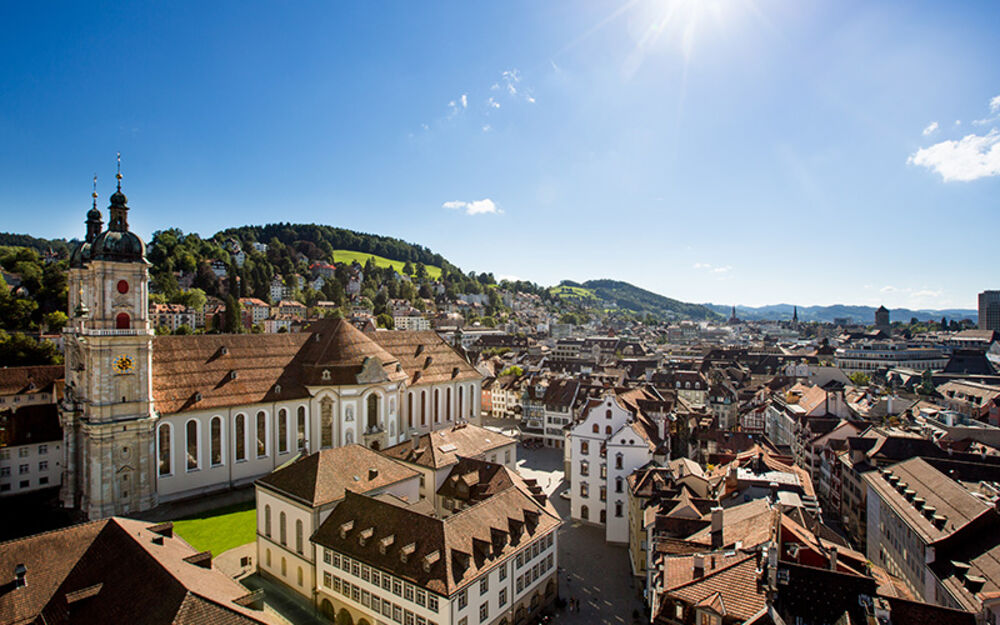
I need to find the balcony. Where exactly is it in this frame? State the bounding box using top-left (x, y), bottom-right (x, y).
top-left (78, 328), bottom-right (154, 337)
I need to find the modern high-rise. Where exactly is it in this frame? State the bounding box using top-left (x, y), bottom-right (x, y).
top-left (978, 290), bottom-right (1000, 331)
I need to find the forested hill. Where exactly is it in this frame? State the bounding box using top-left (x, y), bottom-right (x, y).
top-left (552, 279), bottom-right (721, 321)
top-left (216, 224), bottom-right (449, 270)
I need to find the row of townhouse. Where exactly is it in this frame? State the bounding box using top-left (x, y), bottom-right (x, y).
top-left (0, 366), bottom-right (65, 496)
top-left (255, 430), bottom-right (561, 625)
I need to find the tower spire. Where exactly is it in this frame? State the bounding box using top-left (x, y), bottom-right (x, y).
top-left (85, 174), bottom-right (103, 244)
top-left (92, 174), bottom-right (98, 208)
top-left (116, 152), bottom-right (122, 191)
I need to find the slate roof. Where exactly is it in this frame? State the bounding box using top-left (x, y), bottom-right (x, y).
top-left (313, 485), bottom-right (560, 595)
top-left (381, 423), bottom-right (515, 470)
top-left (256, 445), bottom-right (419, 507)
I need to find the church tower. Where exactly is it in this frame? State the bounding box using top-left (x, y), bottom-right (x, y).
top-left (62, 161), bottom-right (157, 518)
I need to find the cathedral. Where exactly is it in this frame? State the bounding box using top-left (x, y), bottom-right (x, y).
top-left (61, 172), bottom-right (482, 519)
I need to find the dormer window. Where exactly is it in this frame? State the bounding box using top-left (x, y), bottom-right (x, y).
top-left (322, 369), bottom-right (331, 381)
top-left (274, 384), bottom-right (282, 394)
top-left (229, 371), bottom-right (238, 381)
top-left (220, 346), bottom-right (228, 356)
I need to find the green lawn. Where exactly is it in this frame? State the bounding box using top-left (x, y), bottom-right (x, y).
top-left (332, 249), bottom-right (442, 279)
top-left (172, 500), bottom-right (257, 556)
top-left (549, 285), bottom-right (597, 299)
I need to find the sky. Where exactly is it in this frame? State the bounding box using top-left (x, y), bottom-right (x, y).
top-left (2, 1), bottom-right (999, 310)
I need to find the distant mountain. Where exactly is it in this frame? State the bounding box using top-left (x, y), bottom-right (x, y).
top-left (554, 279), bottom-right (721, 321)
top-left (705, 303), bottom-right (978, 324)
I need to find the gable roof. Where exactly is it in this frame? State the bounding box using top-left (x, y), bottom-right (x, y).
top-left (373, 330), bottom-right (480, 386)
top-left (0, 365), bottom-right (62, 397)
top-left (256, 445), bottom-right (419, 507)
top-left (663, 553), bottom-right (766, 621)
top-left (381, 424), bottom-right (515, 470)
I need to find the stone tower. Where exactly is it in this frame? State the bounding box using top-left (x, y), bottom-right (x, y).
top-left (61, 165), bottom-right (158, 518)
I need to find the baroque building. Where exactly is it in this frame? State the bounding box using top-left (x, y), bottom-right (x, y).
top-left (61, 171), bottom-right (482, 519)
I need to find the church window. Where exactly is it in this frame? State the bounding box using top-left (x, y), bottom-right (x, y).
top-left (186, 420), bottom-right (199, 471)
top-left (407, 392), bottom-right (414, 428)
top-left (157, 423), bottom-right (171, 476)
top-left (320, 397), bottom-right (333, 449)
top-left (592, 424), bottom-right (599, 433)
top-left (278, 409), bottom-right (288, 454)
top-left (421, 391), bottom-right (427, 426)
top-left (265, 504), bottom-right (272, 537)
top-left (297, 406), bottom-right (307, 451)
top-left (605, 425), bottom-right (612, 435)
top-left (446, 388), bottom-right (452, 421)
top-left (115, 312), bottom-right (130, 330)
top-left (256, 411), bottom-right (267, 457)
top-left (367, 394), bottom-right (379, 431)
top-left (616, 476), bottom-right (623, 493)
top-left (345, 429), bottom-right (354, 445)
top-left (280, 511), bottom-right (287, 546)
top-left (434, 389), bottom-right (440, 424)
top-left (615, 453), bottom-right (623, 470)
top-left (235, 414), bottom-right (246, 461)
top-left (296, 519), bottom-right (304, 554)
top-left (210, 416), bottom-right (223, 466)
top-left (117, 279), bottom-right (129, 294)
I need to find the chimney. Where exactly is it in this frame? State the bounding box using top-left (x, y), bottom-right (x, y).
top-left (13, 564), bottom-right (26, 588)
top-left (829, 549), bottom-right (838, 571)
top-left (711, 507), bottom-right (724, 550)
top-left (693, 554), bottom-right (705, 579)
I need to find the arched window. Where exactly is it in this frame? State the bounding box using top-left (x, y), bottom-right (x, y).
top-left (580, 441), bottom-right (589, 455)
top-left (580, 460), bottom-right (589, 476)
top-left (606, 409), bottom-right (612, 419)
top-left (434, 389), bottom-right (440, 423)
top-left (264, 504), bottom-right (272, 537)
top-left (600, 509), bottom-right (607, 523)
top-left (458, 386), bottom-right (464, 420)
top-left (469, 384), bottom-right (476, 417)
top-left (279, 512), bottom-right (287, 546)
top-left (581, 505), bottom-right (589, 521)
top-left (296, 406), bottom-right (306, 451)
top-left (367, 394), bottom-right (379, 430)
top-left (296, 519), bottom-right (304, 554)
top-left (615, 452), bottom-right (623, 470)
top-left (115, 312), bottom-right (130, 329)
top-left (320, 396), bottom-right (333, 449)
top-left (157, 423), bottom-right (171, 476)
top-left (605, 425), bottom-right (612, 435)
top-left (592, 424), bottom-right (599, 434)
top-left (234, 414), bottom-right (246, 461)
top-left (278, 409), bottom-right (288, 454)
top-left (420, 391), bottom-right (427, 426)
top-left (256, 411), bottom-right (267, 457)
top-left (446, 387), bottom-right (452, 421)
top-left (186, 420), bottom-right (199, 471)
top-left (615, 476), bottom-right (623, 493)
top-left (615, 501), bottom-right (624, 517)
top-left (407, 392), bottom-right (414, 428)
top-left (210, 416), bottom-right (223, 466)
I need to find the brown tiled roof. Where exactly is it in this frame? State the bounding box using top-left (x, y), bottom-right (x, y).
top-left (151, 319), bottom-right (477, 414)
top-left (436, 457), bottom-right (513, 503)
top-left (313, 485), bottom-right (560, 595)
top-left (0, 403), bottom-right (62, 447)
top-left (0, 364), bottom-right (62, 396)
top-left (152, 333), bottom-right (311, 414)
top-left (373, 330), bottom-right (480, 386)
top-left (663, 553), bottom-right (766, 621)
top-left (256, 445), bottom-right (419, 507)
top-left (381, 424), bottom-right (515, 470)
top-left (0, 517), bottom-right (278, 625)
top-left (685, 499), bottom-right (774, 548)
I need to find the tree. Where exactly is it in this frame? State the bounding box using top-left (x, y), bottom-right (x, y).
top-left (849, 372), bottom-right (871, 387)
top-left (173, 324), bottom-right (193, 335)
top-left (918, 369), bottom-right (937, 396)
top-left (499, 365), bottom-right (524, 377)
top-left (377, 313), bottom-right (394, 329)
top-left (415, 263), bottom-right (428, 279)
top-left (0, 330), bottom-right (61, 366)
top-left (403, 261), bottom-right (414, 276)
top-left (223, 294), bottom-right (242, 333)
top-left (43, 310), bottom-right (68, 333)
top-left (172, 288), bottom-right (207, 311)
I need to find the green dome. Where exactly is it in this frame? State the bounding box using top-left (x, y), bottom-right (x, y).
top-left (91, 229), bottom-right (146, 263)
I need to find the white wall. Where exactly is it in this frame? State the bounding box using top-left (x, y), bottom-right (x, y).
top-left (0, 440), bottom-right (61, 495)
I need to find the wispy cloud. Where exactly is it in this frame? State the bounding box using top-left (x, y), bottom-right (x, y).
top-left (481, 124), bottom-right (492, 133)
top-left (460, 94), bottom-right (467, 108)
top-left (973, 94), bottom-right (1000, 125)
top-left (443, 198), bottom-right (503, 216)
top-left (487, 97), bottom-right (501, 109)
top-left (922, 121), bottom-right (939, 136)
top-left (693, 262), bottom-right (731, 274)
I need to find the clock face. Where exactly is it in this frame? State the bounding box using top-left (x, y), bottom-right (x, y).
top-left (113, 355), bottom-right (135, 374)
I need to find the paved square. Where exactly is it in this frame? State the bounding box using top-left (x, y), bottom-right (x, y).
top-left (516, 445), bottom-right (646, 625)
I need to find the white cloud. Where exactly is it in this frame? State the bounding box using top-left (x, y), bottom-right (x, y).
top-left (460, 94), bottom-right (468, 108)
top-left (487, 97), bottom-right (501, 109)
top-left (908, 129), bottom-right (1000, 182)
top-left (482, 124), bottom-right (492, 132)
top-left (501, 69), bottom-right (521, 95)
top-left (692, 262), bottom-right (731, 274)
top-left (880, 286), bottom-right (898, 293)
top-left (712, 265), bottom-right (732, 274)
top-left (972, 94), bottom-right (1000, 125)
top-left (526, 95), bottom-right (536, 104)
top-left (922, 121), bottom-right (939, 136)
top-left (442, 198), bottom-right (502, 216)
top-left (692, 262), bottom-right (710, 269)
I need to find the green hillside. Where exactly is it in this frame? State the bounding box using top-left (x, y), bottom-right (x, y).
top-left (549, 284), bottom-right (598, 300)
top-left (332, 250), bottom-right (441, 279)
top-left (583, 279), bottom-right (720, 321)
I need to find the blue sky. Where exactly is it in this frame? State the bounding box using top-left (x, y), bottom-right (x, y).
top-left (2, 1), bottom-right (998, 309)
